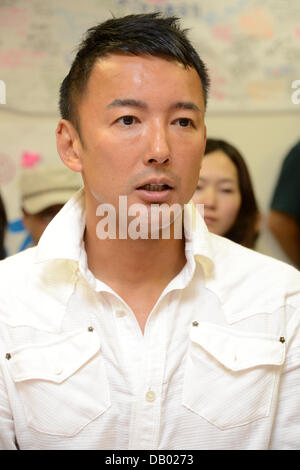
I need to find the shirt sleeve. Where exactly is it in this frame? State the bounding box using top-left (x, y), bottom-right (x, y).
top-left (0, 363), bottom-right (18, 450)
top-left (270, 142), bottom-right (300, 221)
top-left (269, 308), bottom-right (300, 449)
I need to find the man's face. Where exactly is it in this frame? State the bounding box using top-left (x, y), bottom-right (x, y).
top-left (75, 53), bottom-right (206, 225)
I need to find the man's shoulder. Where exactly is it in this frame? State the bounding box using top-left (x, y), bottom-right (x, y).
top-left (201, 234), bottom-right (300, 324)
top-left (0, 248), bottom-right (75, 332)
top-left (0, 248), bottom-right (40, 313)
top-left (213, 233), bottom-right (298, 270)
top-left (0, 247), bottom-right (37, 279)
top-left (0, 248), bottom-right (39, 329)
top-left (210, 233), bottom-right (300, 296)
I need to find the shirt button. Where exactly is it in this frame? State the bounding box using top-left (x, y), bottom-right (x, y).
top-left (54, 367), bottom-right (63, 376)
top-left (145, 390), bottom-right (156, 403)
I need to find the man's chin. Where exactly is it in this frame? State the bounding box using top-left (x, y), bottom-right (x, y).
top-left (94, 196), bottom-right (184, 240)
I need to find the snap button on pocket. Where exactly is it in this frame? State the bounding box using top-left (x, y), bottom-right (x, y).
top-left (145, 390), bottom-right (156, 403)
top-left (8, 329), bottom-right (111, 437)
top-left (183, 322), bottom-right (285, 430)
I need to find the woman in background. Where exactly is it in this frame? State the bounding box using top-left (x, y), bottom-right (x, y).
top-left (192, 138), bottom-right (260, 249)
top-left (0, 194), bottom-right (7, 260)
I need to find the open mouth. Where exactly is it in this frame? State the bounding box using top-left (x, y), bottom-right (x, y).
top-left (137, 183), bottom-right (172, 192)
top-left (136, 181), bottom-right (174, 203)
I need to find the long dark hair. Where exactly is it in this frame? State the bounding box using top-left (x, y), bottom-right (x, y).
top-left (204, 138), bottom-right (260, 249)
top-left (0, 194), bottom-right (7, 260)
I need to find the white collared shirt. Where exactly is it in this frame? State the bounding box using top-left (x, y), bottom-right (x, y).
top-left (0, 189), bottom-right (299, 450)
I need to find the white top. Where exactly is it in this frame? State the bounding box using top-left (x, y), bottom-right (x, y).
top-left (0, 189), bottom-right (299, 450)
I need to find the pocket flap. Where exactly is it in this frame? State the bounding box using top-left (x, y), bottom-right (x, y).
top-left (190, 322), bottom-right (285, 371)
top-left (7, 329), bottom-right (100, 384)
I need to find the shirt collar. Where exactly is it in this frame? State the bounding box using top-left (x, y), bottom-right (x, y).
top-left (35, 188), bottom-right (86, 264)
top-left (183, 201), bottom-right (215, 280)
top-left (32, 190), bottom-right (288, 328)
top-left (35, 190), bottom-right (215, 289)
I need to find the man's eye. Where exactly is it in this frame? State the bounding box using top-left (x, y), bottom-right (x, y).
top-left (118, 116), bottom-right (135, 125)
top-left (176, 118), bottom-right (193, 127)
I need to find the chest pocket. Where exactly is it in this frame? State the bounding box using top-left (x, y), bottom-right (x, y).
top-left (183, 322), bottom-right (285, 430)
top-left (7, 328), bottom-right (110, 437)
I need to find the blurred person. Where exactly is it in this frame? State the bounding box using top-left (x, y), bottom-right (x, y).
top-left (20, 164), bottom-right (82, 245)
top-left (269, 140), bottom-right (300, 268)
top-left (192, 138), bottom-right (260, 249)
top-left (0, 194), bottom-right (7, 260)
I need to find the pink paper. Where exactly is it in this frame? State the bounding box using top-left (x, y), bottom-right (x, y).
top-left (21, 151), bottom-right (41, 168)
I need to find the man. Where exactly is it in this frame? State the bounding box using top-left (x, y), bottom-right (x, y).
top-left (20, 164), bottom-right (82, 245)
top-left (0, 13), bottom-right (299, 450)
top-left (269, 140), bottom-right (300, 268)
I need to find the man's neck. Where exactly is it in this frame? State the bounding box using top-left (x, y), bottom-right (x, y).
top-left (85, 228), bottom-right (186, 286)
top-left (84, 204), bottom-right (186, 332)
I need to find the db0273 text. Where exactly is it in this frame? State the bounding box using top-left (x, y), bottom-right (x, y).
top-left (148, 454), bottom-right (194, 465)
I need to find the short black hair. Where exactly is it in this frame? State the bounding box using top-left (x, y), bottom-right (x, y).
top-left (59, 13), bottom-right (210, 130)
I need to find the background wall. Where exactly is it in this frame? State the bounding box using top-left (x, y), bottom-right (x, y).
top-left (0, 0), bottom-right (300, 261)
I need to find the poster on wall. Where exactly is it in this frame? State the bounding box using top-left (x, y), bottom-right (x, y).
top-left (1, 0), bottom-right (300, 114)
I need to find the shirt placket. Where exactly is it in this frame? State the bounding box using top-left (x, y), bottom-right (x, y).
top-left (128, 303), bottom-right (168, 450)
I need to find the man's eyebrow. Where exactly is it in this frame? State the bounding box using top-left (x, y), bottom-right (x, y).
top-left (106, 99), bottom-right (148, 109)
top-left (170, 101), bottom-right (201, 112)
top-left (106, 99), bottom-right (201, 112)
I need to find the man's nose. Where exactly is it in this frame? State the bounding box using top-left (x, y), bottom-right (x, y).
top-left (144, 121), bottom-right (171, 165)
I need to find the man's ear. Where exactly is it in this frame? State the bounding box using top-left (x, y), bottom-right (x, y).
top-left (56, 119), bottom-right (83, 172)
